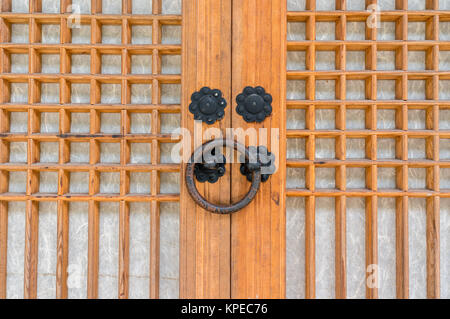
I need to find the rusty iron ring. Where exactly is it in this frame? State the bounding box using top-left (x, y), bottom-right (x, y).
top-left (186, 139), bottom-right (262, 214)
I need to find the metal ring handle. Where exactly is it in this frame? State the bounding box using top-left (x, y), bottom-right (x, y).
top-left (186, 139), bottom-right (262, 214)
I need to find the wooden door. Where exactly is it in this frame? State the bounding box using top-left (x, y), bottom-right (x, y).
top-left (181, 0), bottom-right (286, 299)
top-left (181, 0), bottom-right (450, 299)
top-left (0, 0), bottom-right (183, 299)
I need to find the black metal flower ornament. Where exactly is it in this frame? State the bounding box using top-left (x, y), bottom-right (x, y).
top-left (194, 148), bottom-right (226, 184)
top-left (240, 146), bottom-right (276, 183)
top-left (189, 87), bottom-right (227, 125)
top-left (236, 86), bottom-right (273, 123)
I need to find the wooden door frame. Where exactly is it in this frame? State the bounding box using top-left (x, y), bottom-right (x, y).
top-left (180, 0), bottom-right (286, 299)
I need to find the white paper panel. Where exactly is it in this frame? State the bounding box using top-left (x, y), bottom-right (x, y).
top-left (159, 202), bottom-right (179, 299)
top-left (68, 202), bottom-right (89, 299)
top-left (132, 0), bottom-right (152, 14)
top-left (378, 0), bottom-right (396, 10)
top-left (71, 25), bottom-right (91, 44)
top-left (346, 22), bottom-right (365, 41)
top-left (346, 51), bottom-right (365, 71)
top-left (10, 82), bottom-right (28, 103)
top-left (316, 22), bottom-right (335, 40)
top-left (40, 112), bottom-right (59, 133)
top-left (102, 0), bottom-right (121, 14)
top-left (71, 0), bottom-right (91, 14)
top-left (378, 22), bottom-right (396, 41)
top-left (8, 171), bottom-right (27, 193)
top-left (9, 112), bottom-right (28, 133)
top-left (161, 25), bottom-right (181, 45)
top-left (11, 24), bottom-right (29, 43)
top-left (11, 54), bottom-right (28, 73)
top-left (101, 55), bottom-right (121, 74)
top-left (40, 142), bottom-right (59, 163)
top-left (315, 109), bottom-right (335, 129)
top-left (6, 202), bottom-right (26, 299)
top-left (347, 0), bottom-right (366, 10)
top-left (347, 80), bottom-right (366, 100)
top-left (286, 168), bottom-right (306, 189)
top-left (315, 138), bottom-right (335, 159)
top-left (70, 172), bottom-right (90, 194)
top-left (42, 0), bottom-right (60, 13)
top-left (316, 0), bottom-right (334, 11)
top-left (315, 197), bottom-right (335, 299)
top-left (287, 51), bottom-right (306, 71)
top-left (9, 142), bottom-right (27, 163)
top-left (408, 198), bottom-right (427, 299)
top-left (287, 0), bottom-right (306, 11)
top-left (346, 168), bottom-right (366, 189)
top-left (315, 80), bottom-right (335, 99)
top-left (39, 171), bottom-right (59, 194)
top-left (41, 54), bottom-right (60, 73)
top-left (37, 202), bottom-right (57, 299)
top-left (346, 138), bottom-right (366, 159)
top-left (129, 202), bottom-right (151, 299)
top-left (12, 0), bottom-right (29, 12)
top-left (70, 142), bottom-right (90, 163)
top-left (160, 113), bottom-right (181, 134)
top-left (378, 197), bottom-right (396, 299)
top-left (316, 51), bottom-right (335, 71)
top-left (287, 22), bottom-right (306, 41)
top-left (162, 0), bottom-right (181, 14)
top-left (160, 172), bottom-right (180, 194)
top-left (98, 202), bottom-right (119, 299)
top-left (286, 109), bottom-right (306, 129)
top-left (102, 25), bottom-right (121, 44)
top-left (70, 112), bottom-right (90, 133)
top-left (286, 197), bottom-right (305, 299)
top-left (315, 168), bottom-right (335, 189)
top-left (377, 51), bottom-right (396, 70)
top-left (132, 25), bottom-right (152, 44)
top-left (346, 198), bottom-right (366, 299)
top-left (286, 80), bottom-right (306, 100)
top-left (41, 25), bottom-right (60, 44)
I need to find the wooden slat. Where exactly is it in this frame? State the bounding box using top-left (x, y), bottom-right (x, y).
top-left (118, 200), bottom-right (129, 299)
top-left (426, 196), bottom-right (440, 298)
top-left (335, 195), bottom-right (346, 299)
top-left (55, 200), bottom-right (69, 299)
top-left (23, 200), bottom-right (38, 299)
top-left (305, 196), bottom-right (315, 299)
top-left (180, 0), bottom-right (232, 299)
top-left (0, 201), bottom-right (7, 299)
top-left (87, 200), bottom-right (99, 299)
top-left (231, 0), bottom-right (286, 299)
top-left (396, 196), bottom-right (409, 299)
top-left (427, 105), bottom-right (440, 298)
top-left (149, 200), bottom-right (159, 299)
top-left (365, 196), bottom-right (378, 299)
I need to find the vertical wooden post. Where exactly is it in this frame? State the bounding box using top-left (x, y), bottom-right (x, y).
top-left (0, 201), bottom-right (7, 299)
top-left (56, 200), bottom-right (69, 299)
top-left (231, 0), bottom-right (287, 298)
top-left (180, 0), bottom-right (232, 299)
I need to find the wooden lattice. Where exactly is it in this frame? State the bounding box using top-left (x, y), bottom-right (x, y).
top-left (0, 0), bottom-right (181, 299)
top-left (285, 0), bottom-right (449, 299)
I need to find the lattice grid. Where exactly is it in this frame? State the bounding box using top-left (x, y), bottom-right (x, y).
top-left (285, 0), bottom-right (450, 299)
top-left (0, 0), bottom-right (181, 299)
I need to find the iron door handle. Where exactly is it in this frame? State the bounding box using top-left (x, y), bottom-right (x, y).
top-left (185, 139), bottom-right (274, 214)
